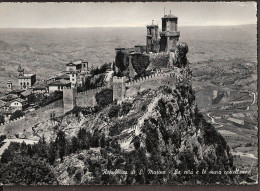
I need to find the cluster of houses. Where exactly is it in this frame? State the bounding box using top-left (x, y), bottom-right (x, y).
top-left (0, 60), bottom-right (90, 121)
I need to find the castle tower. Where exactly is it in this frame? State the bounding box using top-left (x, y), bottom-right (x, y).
top-left (160, 10), bottom-right (180, 52)
top-left (146, 21), bottom-right (159, 53)
top-left (113, 76), bottom-right (126, 101)
top-left (63, 87), bottom-right (77, 114)
top-left (7, 80), bottom-right (13, 91)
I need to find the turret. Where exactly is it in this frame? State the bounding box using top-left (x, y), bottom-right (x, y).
top-left (160, 10), bottom-right (180, 52)
top-left (146, 20), bottom-right (160, 53)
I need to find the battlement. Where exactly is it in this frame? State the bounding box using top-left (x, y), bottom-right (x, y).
top-left (113, 76), bottom-right (126, 83)
top-left (76, 86), bottom-right (105, 96)
top-left (125, 72), bottom-right (176, 87)
top-left (0, 116), bottom-right (26, 127)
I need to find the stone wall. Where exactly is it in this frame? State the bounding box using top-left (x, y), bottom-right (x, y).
top-left (63, 87), bottom-right (77, 114)
top-left (125, 72), bottom-right (178, 98)
top-left (113, 76), bottom-right (126, 101)
top-left (0, 116), bottom-right (26, 136)
top-left (76, 87), bottom-right (105, 108)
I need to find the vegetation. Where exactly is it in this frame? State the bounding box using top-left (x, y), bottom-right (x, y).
top-left (132, 53), bottom-right (150, 76)
top-left (0, 113), bottom-right (4, 124)
top-left (115, 51), bottom-right (129, 73)
top-left (95, 88), bottom-right (113, 108)
top-left (39, 91), bottom-right (63, 107)
top-left (9, 110), bottom-right (24, 121)
top-left (0, 135), bottom-right (6, 148)
top-left (90, 62), bottom-right (111, 76)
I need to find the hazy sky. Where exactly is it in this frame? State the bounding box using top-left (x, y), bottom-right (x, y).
top-left (0, 2), bottom-right (257, 28)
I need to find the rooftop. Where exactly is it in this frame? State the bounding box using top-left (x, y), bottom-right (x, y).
top-left (66, 60), bottom-right (84, 66)
top-left (1, 94), bottom-right (19, 102)
top-left (11, 98), bottom-right (27, 104)
top-left (49, 81), bottom-right (71, 86)
top-left (146, 24), bottom-right (158, 28)
top-left (18, 73), bottom-right (36, 79)
top-left (55, 74), bottom-right (70, 80)
top-left (7, 89), bottom-right (25, 95)
top-left (162, 11), bottom-right (178, 19)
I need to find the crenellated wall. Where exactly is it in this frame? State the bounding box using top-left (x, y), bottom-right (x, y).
top-left (76, 87), bottom-right (105, 108)
top-left (0, 116), bottom-right (26, 136)
top-left (125, 72), bottom-right (178, 97)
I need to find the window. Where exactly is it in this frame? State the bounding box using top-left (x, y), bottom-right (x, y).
top-left (20, 82), bottom-right (22, 86)
top-left (27, 82), bottom-right (29, 85)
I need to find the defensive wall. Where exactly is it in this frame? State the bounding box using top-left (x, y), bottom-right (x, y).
top-left (125, 72), bottom-right (178, 97)
top-left (1, 100), bottom-right (64, 137)
top-left (0, 116), bottom-right (26, 136)
top-left (76, 87), bottom-right (105, 108)
top-left (63, 71), bottom-right (180, 113)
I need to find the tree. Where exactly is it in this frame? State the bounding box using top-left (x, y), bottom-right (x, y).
top-left (115, 51), bottom-right (129, 73)
top-left (9, 110), bottom-right (24, 121)
top-left (48, 141), bottom-right (57, 165)
top-left (132, 53), bottom-right (150, 76)
top-left (108, 105), bottom-right (120, 118)
top-left (100, 133), bottom-right (106, 148)
top-left (55, 130), bottom-right (66, 162)
top-left (95, 88), bottom-right (113, 108)
top-left (77, 128), bottom-right (89, 150)
top-left (0, 114), bottom-right (5, 124)
top-left (27, 93), bottom-right (37, 105)
top-left (0, 153), bottom-right (56, 185)
top-left (71, 136), bottom-right (79, 153)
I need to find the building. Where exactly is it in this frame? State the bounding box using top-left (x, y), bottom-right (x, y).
top-left (10, 98), bottom-right (28, 111)
top-left (48, 81), bottom-right (71, 93)
top-left (68, 72), bottom-right (78, 87)
top-left (32, 85), bottom-right (48, 94)
top-left (18, 74), bottom-right (37, 90)
top-left (159, 11), bottom-right (180, 52)
top-left (66, 60), bottom-right (88, 72)
top-left (7, 89), bottom-right (25, 97)
top-left (17, 65), bottom-right (37, 90)
top-left (146, 21), bottom-right (160, 53)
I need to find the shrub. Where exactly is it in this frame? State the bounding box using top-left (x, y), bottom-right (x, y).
top-left (95, 88), bottom-right (113, 108)
top-left (9, 110), bottom-right (24, 121)
top-left (38, 91), bottom-right (63, 107)
top-left (120, 102), bottom-right (132, 116)
top-left (108, 105), bottom-right (120, 118)
top-left (245, 142), bottom-right (253, 147)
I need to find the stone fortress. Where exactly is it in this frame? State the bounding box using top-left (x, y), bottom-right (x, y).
top-left (63, 11), bottom-right (187, 114)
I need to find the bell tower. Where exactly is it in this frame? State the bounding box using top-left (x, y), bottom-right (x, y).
top-left (7, 80), bottom-right (12, 91)
top-left (160, 10), bottom-right (180, 52)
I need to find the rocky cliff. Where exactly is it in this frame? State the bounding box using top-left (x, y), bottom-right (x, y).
top-left (28, 43), bottom-right (246, 185)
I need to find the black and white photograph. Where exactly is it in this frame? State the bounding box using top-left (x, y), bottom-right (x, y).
top-left (0, 1), bottom-right (258, 185)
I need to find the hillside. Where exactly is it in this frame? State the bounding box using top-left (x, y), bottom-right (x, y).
top-left (26, 76), bottom-right (247, 184)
